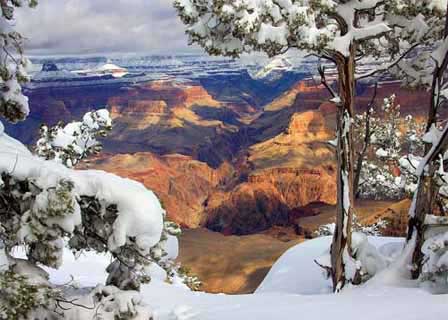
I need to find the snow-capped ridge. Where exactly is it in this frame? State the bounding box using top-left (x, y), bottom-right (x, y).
top-left (248, 56), bottom-right (293, 81)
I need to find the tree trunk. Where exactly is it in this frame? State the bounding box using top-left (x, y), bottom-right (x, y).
top-left (408, 70), bottom-right (447, 277)
top-left (407, 6), bottom-right (448, 278)
top-left (330, 44), bottom-right (358, 291)
top-left (407, 126), bottom-right (448, 275)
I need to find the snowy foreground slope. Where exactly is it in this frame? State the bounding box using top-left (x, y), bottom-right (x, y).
top-left (48, 237), bottom-right (447, 320)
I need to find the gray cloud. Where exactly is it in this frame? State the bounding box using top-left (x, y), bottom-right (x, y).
top-left (15, 0), bottom-right (195, 55)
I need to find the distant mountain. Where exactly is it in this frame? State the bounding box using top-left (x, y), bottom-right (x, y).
top-left (32, 62), bottom-right (82, 82)
top-left (247, 57), bottom-right (293, 82)
top-left (27, 54), bottom-right (315, 84)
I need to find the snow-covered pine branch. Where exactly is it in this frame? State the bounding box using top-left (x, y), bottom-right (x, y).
top-left (0, 124), bottom-right (180, 318)
top-left (354, 94), bottom-right (425, 200)
top-left (174, 0), bottom-right (441, 60)
top-left (0, 0), bottom-right (37, 123)
top-left (36, 109), bottom-right (112, 168)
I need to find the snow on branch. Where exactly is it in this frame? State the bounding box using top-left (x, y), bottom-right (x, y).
top-left (0, 126), bottom-right (174, 318)
top-left (174, 0), bottom-right (394, 58)
top-left (36, 109), bottom-right (112, 168)
top-left (0, 150), bottom-right (165, 256)
top-left (0, 1), bottom-right (38, 123)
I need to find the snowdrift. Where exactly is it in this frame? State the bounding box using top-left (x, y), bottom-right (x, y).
top-left (47, 237), bottom-right (447, 320)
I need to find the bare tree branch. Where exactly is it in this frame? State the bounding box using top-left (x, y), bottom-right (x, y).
top-left (354, 82), bottom-right (378, 197)
top-left (356, 42), bottom-right (422, 80)
top-left (318, 65), bottom-right (338, 99)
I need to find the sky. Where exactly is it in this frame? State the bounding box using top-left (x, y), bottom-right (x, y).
top-left (16, 0), bottom-right (196, 56)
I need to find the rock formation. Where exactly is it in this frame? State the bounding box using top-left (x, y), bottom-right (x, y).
top-left (83, 152), bottom-right (234, 227)
top-left (7, 76), bottom-right (430, 235)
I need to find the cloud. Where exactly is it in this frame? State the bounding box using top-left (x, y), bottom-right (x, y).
top-left (15, 0), bottom-right (194, 55)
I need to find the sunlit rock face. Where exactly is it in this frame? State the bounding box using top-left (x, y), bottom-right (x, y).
top-left (201, 80), bottom-right (430, 235)
top-left (81, 152), bottom-right (234, 228)
top-left (103, 81), bottom-right (246, 168)
top-left (205, 106), bottom-right (337, 235)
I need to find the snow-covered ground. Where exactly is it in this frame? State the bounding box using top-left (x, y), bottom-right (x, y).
top-left (47, 237), bottom-right (447, 320)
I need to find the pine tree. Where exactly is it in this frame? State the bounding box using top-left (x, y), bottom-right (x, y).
top-left (175, 0), bottom-right (444, 291)
top-left (390, 3), bottom-right (448, 279)
top-left (0, 3), bottom-right (187, 318)
top-left (0, 0), bottom-right (37, 123)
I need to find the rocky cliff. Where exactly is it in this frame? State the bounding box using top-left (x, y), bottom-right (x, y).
top-left (104, 81), bottom-right (249, 168)
top-left (7, 76), bottom-right (431, 235)
top-left (83, 152), bottom-right (234, 227)
top-left (204, 105), bottom-right (338, 234)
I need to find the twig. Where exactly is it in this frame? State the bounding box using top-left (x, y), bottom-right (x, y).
top-left (314, 259), bottom-right (332, 279)
top-left (356, 42), bottom-right (422, 80)
top-left (55, 297), bottom-right (95, 311)
top-left (318, 65), bottom-right (338, 99)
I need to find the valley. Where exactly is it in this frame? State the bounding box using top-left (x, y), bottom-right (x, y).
top-left (10, 63), bottom-right (427, 231)
top-left (5, 57), bottom-right (430, 293)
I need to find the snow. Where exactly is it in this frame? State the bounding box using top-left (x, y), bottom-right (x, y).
top-left (2, 78), bottom-right (30, 118)
top-left (0, 129), bottom-right (164, 254)
top-left (330, 96), bottom-right (342, 105)
top-left (328, 138), bottom-right (338, 147)
top-left (72, 62), bottom-right (129, 78)
top-left (423, 124), bottom-right (443, 145)
top-left (73, 169), bottom-right (164, 252)
top-left (44, 237), bottom-right (448, 320)
top-left (256, 237), bottom-right (333, 295)
top-left (97, 63), bottom-right (126, 72)
top-left (342, 170), bottom-right (351, 214)
top-left (432, 36), bottom-right (448, 66)
top-left (257, 23), bottom-right (289, 47)
top-left (376, 148), bottom-right (389, 158)
top-left (248, 56), bottom-right (293, 81)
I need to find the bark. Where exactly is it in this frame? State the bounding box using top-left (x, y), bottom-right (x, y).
top-left (407, 5), bottom-right (448, 279)
top-left (408, 126), bottom-right (448, 275)
top-left (330, 44), bottom-right (358, 291)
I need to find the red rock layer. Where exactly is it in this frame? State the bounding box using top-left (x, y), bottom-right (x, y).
top-left (83, 152), bottom-right (233, 227)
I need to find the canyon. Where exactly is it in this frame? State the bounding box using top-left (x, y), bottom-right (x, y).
top-left (6, 71), bottom-right (429, 236)
top-left (4, 67), bottom-right (429, 294)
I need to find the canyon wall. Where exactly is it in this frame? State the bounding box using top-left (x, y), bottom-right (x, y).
top-left (7, 76), bottom-right (430, 235)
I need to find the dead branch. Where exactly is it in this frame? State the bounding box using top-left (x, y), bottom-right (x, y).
top-left (354, 82), bottom-right (378, 197)
top-left (318, 65), bottom-right (338, 99)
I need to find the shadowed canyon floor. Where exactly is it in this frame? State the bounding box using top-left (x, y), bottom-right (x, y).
top-left (176, 228), bottom-right (303, 294)
top-left (175, 198), bottom-right (410, 295)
